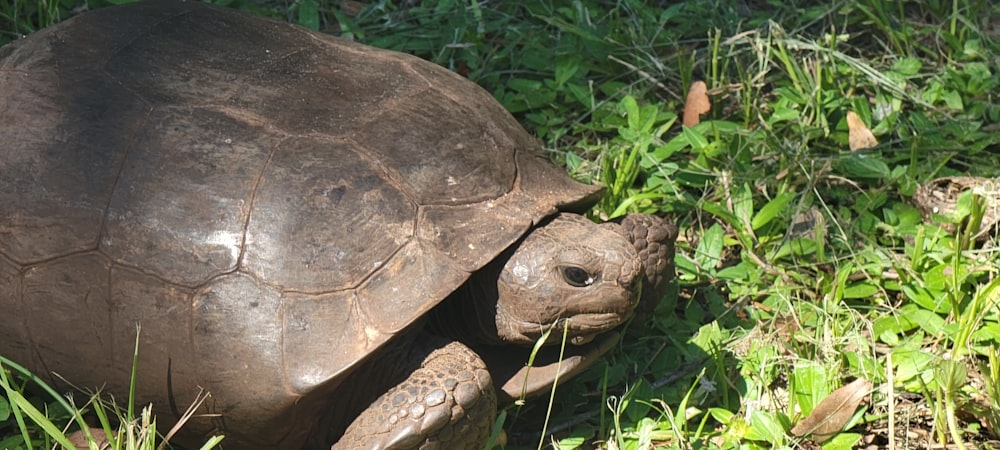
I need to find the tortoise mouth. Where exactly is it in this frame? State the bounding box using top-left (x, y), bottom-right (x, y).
top-left (478, 330), bottom-right (622, 404)
top-left (506, 312), bottom-right (628, 346)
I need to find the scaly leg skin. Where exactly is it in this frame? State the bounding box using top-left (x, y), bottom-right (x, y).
top-left (331, 339), bottom-right (496, 450)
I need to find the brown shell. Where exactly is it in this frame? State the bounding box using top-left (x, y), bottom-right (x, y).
top-left (0, 1), bottom-right (598, 447)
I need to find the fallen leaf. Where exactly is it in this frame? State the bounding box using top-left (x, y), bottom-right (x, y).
top-left (340, 0), bottom-right (366, 17)
top-left (66, 427), bottom-right (110, 449)
top-left (847, 111), bottom-right (878, 150)
top-left (683, 81), bottom-right (710, 127)
top-left (791, 378), bottom-right (872, 442)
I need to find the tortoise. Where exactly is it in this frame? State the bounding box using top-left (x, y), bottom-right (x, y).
top-left (0, 1), bottom-right (677, 448)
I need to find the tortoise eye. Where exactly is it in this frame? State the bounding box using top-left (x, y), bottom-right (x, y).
top-left (561, 266), bottom-right (593, 287)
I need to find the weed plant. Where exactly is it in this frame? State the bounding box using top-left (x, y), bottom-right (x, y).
top-left (2, 0), bottom-right (999, 449)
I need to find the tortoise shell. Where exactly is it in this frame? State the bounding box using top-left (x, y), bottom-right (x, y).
top-left (0, 1), bottom-right (600, 447)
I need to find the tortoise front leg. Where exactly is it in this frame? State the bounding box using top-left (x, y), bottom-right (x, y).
top-left (332, 338), bottom-right (496, 450)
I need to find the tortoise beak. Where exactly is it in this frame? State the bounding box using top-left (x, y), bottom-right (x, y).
top-left (480, 330), bottom-right (622, 404)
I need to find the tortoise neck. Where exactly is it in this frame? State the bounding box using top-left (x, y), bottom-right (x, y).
top-left (427, 259), bottom-right (506, 345)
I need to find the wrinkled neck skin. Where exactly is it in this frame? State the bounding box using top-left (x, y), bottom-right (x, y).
top-left (427, 257), bottom-right (510, 345)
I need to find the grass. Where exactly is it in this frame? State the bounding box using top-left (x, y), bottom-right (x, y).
top-left (2, 0), bottom-right (1000, 449)
top-left (1, 329), bottom-right (223, 450)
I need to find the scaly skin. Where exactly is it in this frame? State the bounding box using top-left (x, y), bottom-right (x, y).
top-left (332, 338), bottom-right (495, 450)
top-left (614, 214), bottom-right (678, 322)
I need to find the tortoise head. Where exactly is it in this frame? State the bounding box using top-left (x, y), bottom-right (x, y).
top-left (494, 213), bottom-right (643, 346)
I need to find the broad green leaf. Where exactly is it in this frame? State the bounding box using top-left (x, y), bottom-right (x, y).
top-left (901, 282), bottom-right (952, 313)
top-left (296, 0), bottom-right (319, 30)
top-left (936, 359), bottom-right (967, 394)
top-left (842, 282), bottom-right (879, 299)
top-left (715, 260), bottom-right (752, 280)
top-left (821, 432), bottom-right (864, 450)
top-left (698, 200), bottom-right (741, 229)
top-left (554, 55), bottom-right (581, 87)
top-left (972, 322), bottom-right (1000, 342)
top-left (554, 436), bottom-right (585, 450)
top-left (625, 382), bottom-right (653, 423)
top-left (752, 193), bottom-right (794, 230)
top-left (507, 77), bottom-right (545, 94)
top-left (565, 82), bottom-right (592, 108)
top-left (622, 96), bottom-right (641, 131)
top-left (768, 105), bottom-right (800, 124)
top-left (835, 154), bottom-right (890, 179)
top-left (694, 223), bottom-right (725, 270)
top-left (709, 407), bottom-right (735, 424)
top-left (942, 90), bottom-right (963, 110)
top-left (900, 304), bottom-right (946, 335)
top-left (689, 321), bottom-right (725, 356)
top-left (733, 183), bottom-right (754, 230)
top-left (650, 136), bottom-right (687, 162)
top-left (745, 410), bottom-right (787, 445)
top-left (892, 57), bottom-right (922, 75)
top-left (772, 238), bottom-right (817, 259)
top-left (892, 349), bottom-right (935, 386)
top-left (680, 125), bottom-right (710, 153)
top-left (792, 362), bottom-right (828, 415)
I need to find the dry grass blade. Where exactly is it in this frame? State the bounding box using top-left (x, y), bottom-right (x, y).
top-left (791, 378), bottom-right (872, 442)
top-left (160, 387), bottom-right (217, 449)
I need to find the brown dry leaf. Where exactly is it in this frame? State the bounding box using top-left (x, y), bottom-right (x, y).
top-left (65, 427), bottom-right (110, 449)
top-left (791, 378), bottom-right (872, 442)
top-left (683, 81), bottom-right (710, 127)
top-left (847, 111), bottom-right (878, 150)
top-left (340, 0), bottom-right (366, 17)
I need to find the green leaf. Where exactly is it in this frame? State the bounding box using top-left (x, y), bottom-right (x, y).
top-left (709, 407), bottom-right (735, 424)
top-left (554, 55), bottom-right (581, 87)
top-left (893, 349), bottom-right (936, 386)
top-left (2, 386), bottom-right (75, 449)
top-left (936, 359), bottom-right (967, 394)
top-left (842, 282), bottom-right (879, 299)
top-left (792, 362), bottom-right (828, 415)
top-left (625, 382), bottom-right (653, 423)
top-left (694, 223), bottom-right (725, 271)
top-left (296, 0), bottom-right (319, 30)
top-left (689, 322), bottom-right (725, 356)
top-left (873, 313), bottom-right (918, 342)
top-left (745, 410), bottom-right (787, 445)
top-left (553, 436), bottom-right (585, 450)
top-left (900, 304), bottom-right (946, 335)
top-left (680, 125), bottom-right (710, 153)
top-left (942, 90), bottom-right (964, 110)
top-left (772, 238), bottom-right (817, 259)
top-left (565, 82), bottom-right (592, 108)
top-left (733, 183), bottom-right (754, 230)
top-left (622, 96), bottom-right (641, 131)
top-left (768, 104), bottom-right (800, 124)
top-left (699, 201), bottom-right (741, 230)
top-left (835, 154), bottom-right (890, 179)
top-left (752, 193), bottom-right (794, 230)
top-left (715, 260), bottom-right (752, 280)
top-left (821, 432), bottom-right (864, 450)
top-left (892, 57), bottom-right (922, 76)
